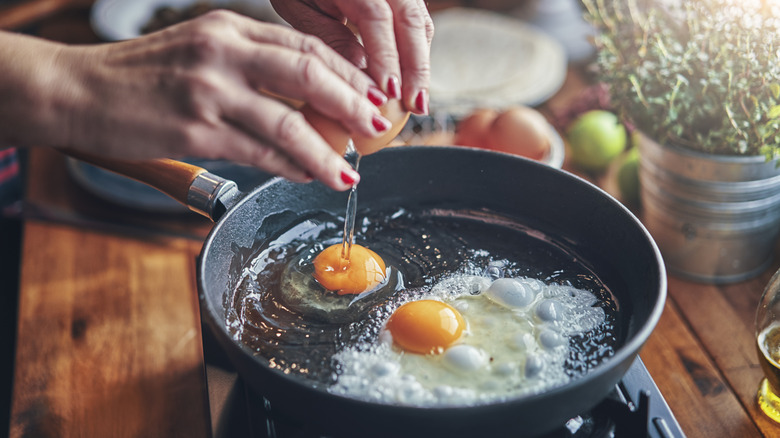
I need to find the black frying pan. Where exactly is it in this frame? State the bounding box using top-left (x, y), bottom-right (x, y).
top-left (71, 146), bottom-right (666, 437)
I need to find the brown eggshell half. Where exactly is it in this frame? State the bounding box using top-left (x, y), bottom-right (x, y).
top-left (301, 100), bottom-right (410, 156)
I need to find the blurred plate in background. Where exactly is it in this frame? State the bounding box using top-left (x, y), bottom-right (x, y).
top-left (90, 0), bottom-right (282, 41)
top-left (429, 8), bottom-right (567, 117)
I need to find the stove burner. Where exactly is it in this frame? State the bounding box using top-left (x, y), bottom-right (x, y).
top-left (202, 333), bottom-right (684, 438)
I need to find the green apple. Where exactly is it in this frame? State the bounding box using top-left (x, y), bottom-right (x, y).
top-left (616, 147), bottom-right (640, 204)
top-left (567, 110), bottom-right (627, 172)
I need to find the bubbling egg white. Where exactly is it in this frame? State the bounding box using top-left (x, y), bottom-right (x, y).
top-left (329, 274), bottom-right (607, 407)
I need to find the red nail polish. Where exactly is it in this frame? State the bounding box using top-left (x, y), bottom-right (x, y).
top-left (386, 76), bottom-right (401, 100)
top-left (367, 86), bottom-right (387, 106)
top-left (341, 170), bottom-right (359, 185)
top-left (372, 114), bottom-right (391, 132)
top-left (415, 89), bottom-right (429, 115)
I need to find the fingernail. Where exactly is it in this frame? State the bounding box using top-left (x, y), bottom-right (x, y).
top-left (386, 75), bottom-right (401, 100)
top-left (414, 89), bottom-right (429, 115)
top-left (367, 86), bottom-right (387, 106)
top-left (372, 114), bottom-right (391, 132)
top-left (304, 171), bottom-right (315, 182)
top-left (341, 169), bottom-right (360, 186)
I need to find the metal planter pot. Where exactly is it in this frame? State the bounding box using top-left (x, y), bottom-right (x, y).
top-left (639, 134), bottom-right (780, 283)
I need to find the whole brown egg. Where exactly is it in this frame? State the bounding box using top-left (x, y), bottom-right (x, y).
top-left (485, 106), bottom-right (551, 161)
top-left (453, 108), bottom-right (499, 148)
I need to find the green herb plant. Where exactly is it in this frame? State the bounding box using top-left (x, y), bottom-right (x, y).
top-left (583, 0), bottom-right (780, 157)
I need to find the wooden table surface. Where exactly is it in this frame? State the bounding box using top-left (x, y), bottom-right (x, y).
top-left (6, 3), bottom-right (780, 438)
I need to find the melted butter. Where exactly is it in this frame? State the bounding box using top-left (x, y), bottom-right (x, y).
top-left (224, 207), bottom-right (621, 394)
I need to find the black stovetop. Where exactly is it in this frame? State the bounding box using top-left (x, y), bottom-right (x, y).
top-left (202, 332), bottom-right (685, 438)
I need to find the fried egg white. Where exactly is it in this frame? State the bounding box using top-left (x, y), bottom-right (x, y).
top-left (329, 275), bottom-right (607, 406)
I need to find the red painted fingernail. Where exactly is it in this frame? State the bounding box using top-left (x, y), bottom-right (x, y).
top-left (415, 89), bottom-right (429, 115)
top-left (372, 114), bottom-right (391, 132)
top-left (367, 86), bottom-right (387, 106)
top-left (386, 75), bottom-right (401, 100)
top-left (304, 171), bottom-right (315, 181)
top-left (341, 169), bottom-right (359, 186)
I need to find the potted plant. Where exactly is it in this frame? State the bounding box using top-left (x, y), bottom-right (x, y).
top-left (583, 0), bottom-right (780, 283)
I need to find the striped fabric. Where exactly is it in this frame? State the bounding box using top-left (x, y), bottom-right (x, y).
top-left (0, 148), bottom-right (21, 209)
top-left (0, 148), bottom-right (18, 185)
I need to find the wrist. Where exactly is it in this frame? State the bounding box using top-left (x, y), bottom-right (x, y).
top-left (0, 32), bottom-right (84, 149)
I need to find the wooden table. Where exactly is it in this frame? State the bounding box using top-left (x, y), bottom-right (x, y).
top-left (6, 4), bottom-right (780, 438)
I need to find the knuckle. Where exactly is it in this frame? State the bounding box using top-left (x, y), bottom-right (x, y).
top-left (348, 95), bottom-right (368, 121)
top-left (408, 57), bottom-right (432, 82)
top-left (178, 11), bottom-right (239, 63)
top-left (395, 4), bottom-right (425, 30)
top-left (298, 34), bottom-right (326, 55)
top-left (392, 0), bottom-right (434, 41)
top-left (356, 1), bottom-right (393, 22)
top-left (295, 54), bottom-right (325, 87)
top-left (344, 68), bottom-right (366, 90)
top-left (249, 144), bottom-right (275, 165)
top-left (274, 110), bottom-right (307, 146)
top-left (184, 31), bottom-right (223, 63)
top-left (198, 9), bottom-right (239, 25)
top-left (424, 15), bottom-right (435, 41)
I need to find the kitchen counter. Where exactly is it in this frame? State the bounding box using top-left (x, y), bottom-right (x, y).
top-left (5, 3), bottom-right (780, 437)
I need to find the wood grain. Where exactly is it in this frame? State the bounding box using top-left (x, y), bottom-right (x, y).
top-left (667, 271), bottom-right (780, 437)
top-left (10, 223), bottom-right (209, 438)
top-left (642, 298), bottom-right (762, 437)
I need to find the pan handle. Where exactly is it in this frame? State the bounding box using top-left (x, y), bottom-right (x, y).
top-left (61, 149), bottom-right (240, 221)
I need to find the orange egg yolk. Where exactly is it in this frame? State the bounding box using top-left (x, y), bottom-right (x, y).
top-left (385, 300), bottom-right (465, 354)
top-left (312, 243), bottom-right (387, 295)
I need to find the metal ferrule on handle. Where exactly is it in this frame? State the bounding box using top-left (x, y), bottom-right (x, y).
top-left (187, 172), bottom-right (239, 222)
top-left (58, 150), bottom-right (243, 222)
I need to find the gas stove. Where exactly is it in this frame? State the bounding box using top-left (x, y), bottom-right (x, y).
top-left (202, 332), bottom-right (685, 438)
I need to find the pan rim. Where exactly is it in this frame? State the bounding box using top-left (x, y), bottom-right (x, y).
top-left (197, 145), bottom-right (667, 414)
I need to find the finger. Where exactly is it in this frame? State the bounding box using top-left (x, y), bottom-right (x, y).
top-left (224, 17), bottom-right (390, 135)
top-left (229, 14), bottom-right (378, 97)
top-left (183, 119), bottom-right (314, 184)
top-left (390, 0), bottom-right (433, 114)
top-left (331, 0), bottom-right (402, 101)
top-left (220, 91), bottom-right (359, 191)
top-left (269, 0), bottom-right (368, 68)
top-left (235, 42), bottom-right (390, 139)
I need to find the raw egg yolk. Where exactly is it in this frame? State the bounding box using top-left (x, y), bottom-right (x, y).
top-left (385, 300), bottom-right (465, 354)
top-left (313, 243), bottom-right (387, 295)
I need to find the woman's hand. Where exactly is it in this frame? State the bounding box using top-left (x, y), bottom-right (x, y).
top-left (270, 0), bottom-right (434, 115)
top-left (0, 11), bottom-right (397, 190)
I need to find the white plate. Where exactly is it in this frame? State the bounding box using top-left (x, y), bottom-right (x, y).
top-left (90, 0), bottom-right (282, 41)
top-left (429, 8), bottom-right (567, 116)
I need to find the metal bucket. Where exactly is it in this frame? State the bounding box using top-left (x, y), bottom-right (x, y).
top-left (638, 135), bottom-right (780, 283)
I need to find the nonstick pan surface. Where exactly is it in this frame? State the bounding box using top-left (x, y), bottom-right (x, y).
top-left (195, 146), bottom-right (666, 438)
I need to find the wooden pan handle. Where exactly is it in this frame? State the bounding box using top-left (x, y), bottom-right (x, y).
top-left (60, 149), bottom-right (209, 206)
